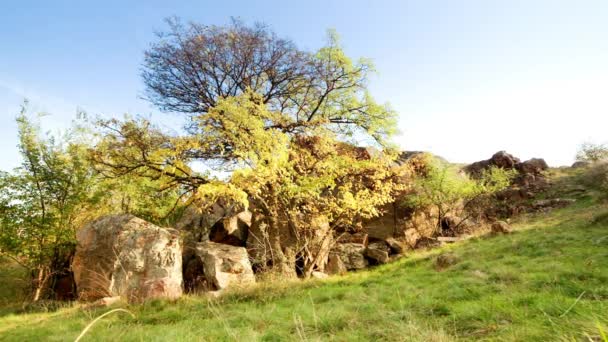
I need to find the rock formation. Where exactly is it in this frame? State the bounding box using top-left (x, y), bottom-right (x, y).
top-left (72, 215), bottom-right (183, 302)
top-left (195, 241), bottom-right (255, 291)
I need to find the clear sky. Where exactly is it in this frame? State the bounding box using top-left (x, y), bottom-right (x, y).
top-left (1, 0), bottom-right (607, 170)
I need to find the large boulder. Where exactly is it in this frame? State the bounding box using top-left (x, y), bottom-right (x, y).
top-left (72, 215), bottom-right (183, 302)
top-left (385, 237), bottom-right (406, 254)
top-left (491, 221), bottom-right (512, 234)
top-left (491, 151), bottom-right (521, 169)
top-left (326, 254), bottom-right (348, 275)
top-left (517, 158), bottom-right (549, 175)
top-left (465, 151), bottom-right (520, 177)
top-left (195, 241), bottom-right (255, 291)
top-left (210, 211), bottom-right (251, 246)
top-left (365, 241), bottom-right (390, 264)
top-left (331, 243), bottom-right (368, 270)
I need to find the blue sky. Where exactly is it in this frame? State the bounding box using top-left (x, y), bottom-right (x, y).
top-left (1, 0), bottom-right (607, 170)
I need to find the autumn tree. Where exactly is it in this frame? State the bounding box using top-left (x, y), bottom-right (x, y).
top-left (94, 20), bottom-right (402, 277)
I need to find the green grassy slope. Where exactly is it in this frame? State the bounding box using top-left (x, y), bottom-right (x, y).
top-left (1, 172), bottom-right (607, 341)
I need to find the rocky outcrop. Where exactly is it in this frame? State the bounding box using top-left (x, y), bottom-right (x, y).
top-left (571, 161), bottom-right (590, 168)
top-left (517, 158), bottom-right (549, 175)
top-left (195, 241), bottom-right (255, 291)
top-left (491, 221), bottom-right (512, 234)
top-left (532, 198), bottom-right (576, 211)
top-left (326, 254), bottom-right (348, 275)
top-left (465, 151), bottom-right (553, 218)
top-left (210, 211), bottom-right (251, 246)
top-left (385, 237), bottom-right (406, 254)
top-left (72, 215), bottom-right (183, 302)
top-left (331, 243), bottom-right (368, 270)
top-left (465, 151), bottom-right (549, 182)
top-left (365, 241), bottom-right (390, 264)
top-left (465, 151), bottom-right (520, 177)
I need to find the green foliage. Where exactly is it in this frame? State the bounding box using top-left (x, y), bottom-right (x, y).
top-left (0, 108), bottom-right (98, 266)
top-left (0, 106), bottom-right (108, 299)
top-left (576, 142), bottom-right (608, 163)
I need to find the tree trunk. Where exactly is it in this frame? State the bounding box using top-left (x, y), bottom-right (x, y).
top-left (267, 213), bottom-right (296, 277)
top-left (32, 267), bottom-right (47, 302)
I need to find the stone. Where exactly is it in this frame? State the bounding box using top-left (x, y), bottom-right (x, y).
top-left (571, 161), bottom-right (590, 168)
top-left (517, 158), bottom-right (549, 175)
top-left (311, 271), bottom-right (329, 279)
top-left (491, 221), bottom-right (512, 234)
top-left (404, 228), bottom-right (421, 248)
top-left (195, 241), bottom-right (255, 291)
top-left (365, 241), bottom-right (391, 264)
top-left (435, 253), bottom-right (459, 270)
top-left (337, 232), bottom-right (369, 246)
top-left (95, 296), bottom-right (122, 307)
top-left (210, 211), bottom-right (251, 246)
top-left (496, 188), bottom-right (526, 201)
top-left (326, 254), bottom-right (348, 275)
top-left (385, 237), bottom-right (405, 254)
top-left (363, 203), bottom-right (399, 240)
top-left (491, 151), bottom-right (521, 169)
top-left (183, 256), bottom-right (207, 292)
top-left (532, 198), bottom-right (576, 210)
top-left (331, 243), bottom-right (368, 270)
top-left (72, 215), bottom-right (183, 302)
top-left (437, 236), bottom-right (461, 243)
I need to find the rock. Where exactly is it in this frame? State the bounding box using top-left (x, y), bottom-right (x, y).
top-left (365, 241), bottom-right (390, 264)
top-left (195, 241), bottom-right (255, 291)
top-left (95, 296), bottom-right (122, 307)
top-left (176, 202), bottom-right (228, 241)
top-left (326, 254), bottom-right (348, 275)
top-left (571, 161), bottom-right (590, 168)
top-left (491, 221), bottom-right (512, 234)
top-left (437, 236), bottom-right (461, 243)
top-left (491, 151), bottom-right (521, 169)
top-left (331, 243), bottom-right (368, 270)
top-left (532, 198), bottom-right (576, 210)
top-left (517, 158), bottom-right (549, 175)
top-left (496, 188), bottom-right (526, 201)
top-left (435, 253), bottom-right (459, 270)
top-left (404, 228), bottom-right (421, 248)
top-left (311, 271), bottom-right (329, 279)
top-left (365, 249), bottom-right (389, 264)
top-left (385, 237), bottom-right (406, 254)
top-left (465, 151), bottom-right (520, 177)
top-left (72, 215), bottom-right (183, 302)
top-left (337, 232), bottom-right (369, 246)
top-left (471, 270), bottom-right (489, 279)
top-left (210, 211), bottom-right (251, 246)
top-left (362, 203), bottom-right (399, 239)
top-left (183, 256), bottom-right (207, 292)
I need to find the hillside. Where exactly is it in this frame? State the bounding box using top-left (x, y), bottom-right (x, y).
top-left (1, 168), bottom-right (607, 341)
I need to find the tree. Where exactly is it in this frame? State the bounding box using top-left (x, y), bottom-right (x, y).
top-left (94, 20), bottom-right (402, 277)
top-left (142, 19), bottom-right (397, 144)
top-left (576, 142), bottom-right (608, 163)
top-left (0, 107), bottom-right (103, 300)
top-left (0, 106), bottom-right (182, 300)
top-left (405, 155), bottom-right (514, 235)
top-left (94, 91), bottom-right (406, 277)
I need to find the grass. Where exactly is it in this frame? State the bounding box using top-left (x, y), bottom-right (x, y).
top-left (1, 172), bottom-right (607, 341)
